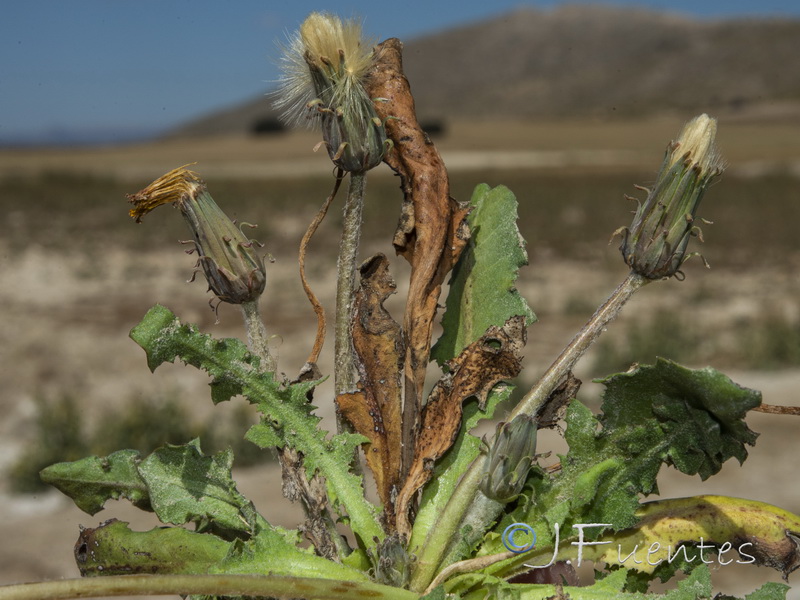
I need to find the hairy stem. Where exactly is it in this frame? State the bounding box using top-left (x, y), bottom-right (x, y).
top-left (241, 299), bottom-right (276, 373)
top-left (243, 300), bottom-right (343, 559)
top-left (334, 173), bottom-right (366, 399)
top-left (510, 270), bottom-right (649, 420)
top-left (410, 270), bottom-right (650, 592)
top-left (0, 574), bottom-right (419, 600)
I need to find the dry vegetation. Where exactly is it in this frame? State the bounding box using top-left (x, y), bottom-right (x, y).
top-left (1, 118), bottom-right (799, 596)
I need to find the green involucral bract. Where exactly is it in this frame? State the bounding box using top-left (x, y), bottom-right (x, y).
top-left (128, 304), bottom-right (383, 549)
top-left (431, 183), bottom-right (536, 366)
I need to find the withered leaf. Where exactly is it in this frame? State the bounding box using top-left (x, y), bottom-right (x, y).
top-left (366, 39), bottom-right (471, 480)
top-left (336, 254), bottom-right (404, 529)
top-left (537, 373), bottom-right (581, 430)
top-left (277, 446), bottom-right (340, 561)
top-left (394, 316), bottom-right (527, 536)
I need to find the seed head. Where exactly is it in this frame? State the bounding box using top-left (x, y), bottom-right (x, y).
top-left (274, 12), bottom-right (387, 172)
top-left (618, 114), bottom-right (724, 279)
top-left (127, 166), bottom-right (266, 307)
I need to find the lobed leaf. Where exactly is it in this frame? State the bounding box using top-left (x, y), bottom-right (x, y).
top-left (598, 359), bottom-right (761, 479)
top-left (395, 316), bottom-right (526, 536)
top-left (479, 360), bottom-right (762, 582)
top-left (130, 305), bottom-right (384, 548)
top-left (137, 440), bottom-right (259, 535)
top-left (340, 253), bottom-right (404, 524)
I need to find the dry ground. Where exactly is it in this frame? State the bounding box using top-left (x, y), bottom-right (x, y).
top-left (1, 118), bottom-right (799, 598)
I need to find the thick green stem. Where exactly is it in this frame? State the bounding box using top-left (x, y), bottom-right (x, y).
top-left (409, 271), bottom-right (650, 592)
top-left (334, 172), bottom-right (366, 400)
top-left (409, 454), bottom-right (487, 592)
top-left (437, 491), bottom-right (503, 572)
top-left (241, 300), bottom-right (276, 373)
top-left (0, 574), bottom-right (420, 600)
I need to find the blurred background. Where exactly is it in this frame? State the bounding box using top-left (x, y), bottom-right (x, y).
top-left (2, 1), bottom-right (799, 596)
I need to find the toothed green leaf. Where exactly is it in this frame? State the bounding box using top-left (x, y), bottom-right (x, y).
top-left (137, 439), bottom-right (258, 535)
top-left (129, 305), bottom-right (383, 548)
top-left (481, 360), bottom-right (760, 583)
top-left (432, 184), bottom-right (536, 366)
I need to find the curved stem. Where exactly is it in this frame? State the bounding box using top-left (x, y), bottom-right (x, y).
top-left (409, 271), bottom-right (650, 592)
top-left (0, 574), bottom-right (419, 600)
top-left (299, 170), bottom-right (344, 365)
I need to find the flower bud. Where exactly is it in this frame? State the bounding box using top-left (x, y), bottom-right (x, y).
top-left (274, 12), bottom-right (387, 173)
top-left (481, 414), bottom-right (538, 503)
top-left (127, 166), bottom-right (266, 306)
top-left (618, 114), bottom-right (724, 279)
top-left (373, 534), bottom-right (412, 588)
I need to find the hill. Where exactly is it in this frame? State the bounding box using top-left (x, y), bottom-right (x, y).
top-left (166, 4), bottom-right (800, 138)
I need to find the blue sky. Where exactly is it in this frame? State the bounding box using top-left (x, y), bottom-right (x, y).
top-left (2, 1), bottom-right (799, 144)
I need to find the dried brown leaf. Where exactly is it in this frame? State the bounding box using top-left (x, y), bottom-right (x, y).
top-left (278, 447), bottom-right (340, 561)
top-left (395, 316), bottom-right (527, 535)
top-left (337, 254), bottom-right (404, 529)
top-left (366, 38), bottom-right (471, 481)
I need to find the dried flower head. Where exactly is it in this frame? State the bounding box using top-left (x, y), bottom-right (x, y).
top-left (127, 166), bottom-right (266, 307)
top-left (618, 114), bottom-right (725, 279)
top-left (274, 12), bottom-right (387, 172)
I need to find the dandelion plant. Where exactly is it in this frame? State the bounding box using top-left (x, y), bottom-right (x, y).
top-left (3, 12), bottom-right (798, 600)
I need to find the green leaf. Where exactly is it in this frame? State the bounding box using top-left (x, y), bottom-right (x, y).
top-left (76, 518), bottom-right (371, 583)
top-left (209, 526), bottom-right (370, 582)
top-left (479, 360), bottom-right (760, 580)
top-left (130, 305), bottom-right (383, 549)
top-left (129, 304), bottom-right (259, 404)
top-left (40, 449), bottom-right (150, 515)
top-left (744, 581), bottom-right (790, 600)
top-left (137, 440), bottom-right (258, 535)
top-left (549, 359), bottom-right (759, 529)
top-left (598, 358), bottom-right (761, 479)
top-left (419, 585), bottom-right (447, 600)
top-left (431, 184), bottom-right (536, 366)
top-left (76, 519), bottom-right (230, 576)
top-left (454, 564), bottom-right (713, 599)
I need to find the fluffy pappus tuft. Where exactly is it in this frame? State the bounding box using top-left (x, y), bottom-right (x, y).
top-left (273, 12), bottom-right (377, 129)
